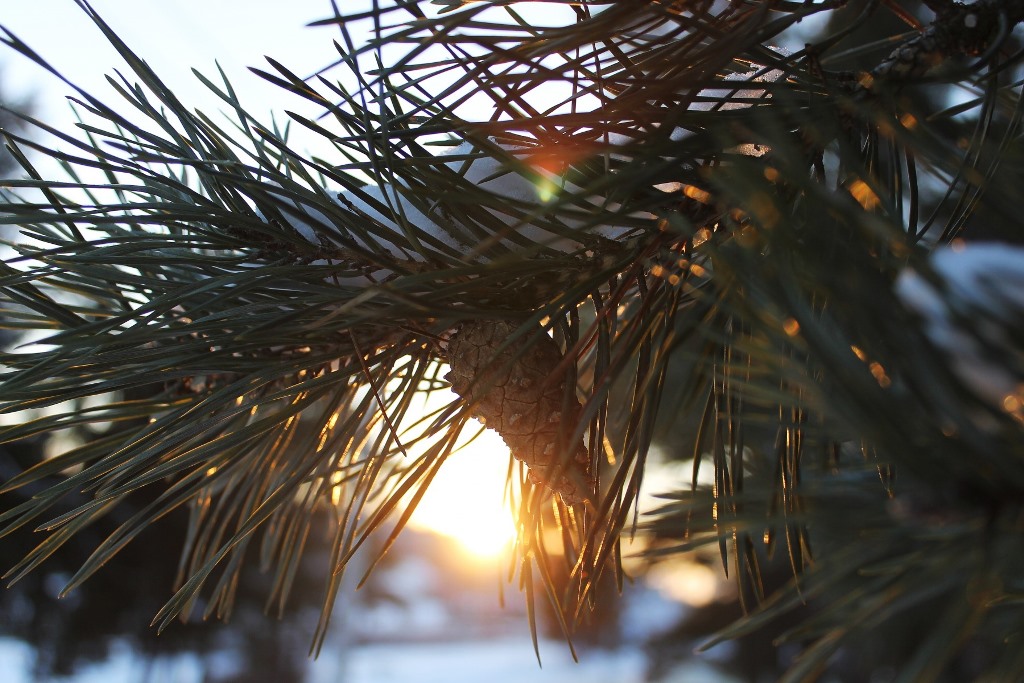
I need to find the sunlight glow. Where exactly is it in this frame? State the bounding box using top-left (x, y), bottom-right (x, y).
top-left (645, 560), bottom-right (724, 608)
top-left (408, 426), bottom-right (517, 560)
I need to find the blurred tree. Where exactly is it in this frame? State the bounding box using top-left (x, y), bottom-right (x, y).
top-left (2, 1), bottom-right (1024, 681)
top-left (0, 427), bottom-right (337, 681)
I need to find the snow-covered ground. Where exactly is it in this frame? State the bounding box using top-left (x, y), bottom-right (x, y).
top-left (0, 635), bottom-right (736, 683)
top-left (319, 639), bottom-right (735, 683)
top-left (313, 638), bottom-right (647, 683)
top-left (0, 529), bottom-right (740, 683)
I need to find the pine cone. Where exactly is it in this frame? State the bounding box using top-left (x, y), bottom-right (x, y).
top-left (443, 320), bottom-right (594, 506)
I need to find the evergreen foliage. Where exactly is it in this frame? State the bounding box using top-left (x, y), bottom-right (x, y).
top-left (2, 1), bottom-right (1023, 678)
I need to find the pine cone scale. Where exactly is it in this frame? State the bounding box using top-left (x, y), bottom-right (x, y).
top-left (443, 320), bottom-right (594, 505)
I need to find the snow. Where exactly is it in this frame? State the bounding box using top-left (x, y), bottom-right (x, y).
top-left (895, 241), bottom-right (1024, 420)
top-left (0, 638), bottom-right (35, 683)
top-left (690, 65), bottom-right (787, 114)
top-left (310, 638), bottom-right (741, 683)
top-left (266, 140), bottom-right (639, 269)
top-left (619, 584), bottom-right (690, 642)
top-left (925, 242), bottom-right (1024, 321)
top-left (310, 638), bottom-right (648, 683)
top-left (3, 633), bottom-right (741, 683)
top-left (0, 521), bottom-right (733, 683)
top-left (10, 639), bottom-right (207, 683)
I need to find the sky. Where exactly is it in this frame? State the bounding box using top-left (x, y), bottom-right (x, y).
top-left (0, 0), bottom-right (686, 556)
top-left (0, 0), bottom-right (526, 549)
top-left (0, 7), bottom-right (725, 678)
top-left (2, 1), bottom-right (341, 131)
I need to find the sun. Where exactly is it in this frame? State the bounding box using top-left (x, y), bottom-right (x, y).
top-left (407, 426), bottom-right (518, 560)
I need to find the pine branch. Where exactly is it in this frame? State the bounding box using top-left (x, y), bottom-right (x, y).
top-left (0, 1), bottom-right (1022, 677)
top-left (872, 0), bottom-right (1024, 81)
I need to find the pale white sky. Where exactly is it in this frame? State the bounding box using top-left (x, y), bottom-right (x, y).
top-left (0, 1), bottom-right (682, 550)
top-left (0, 1), bottom-right (533, 548)
top-left (1, 1), bottom-right (584, 147)
top-left (2, 1), bottom-right (341, 128)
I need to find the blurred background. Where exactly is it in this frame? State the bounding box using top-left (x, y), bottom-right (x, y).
top-left (0, 3), bottom-right (747, 681)
top-left (1, 2), bottom-right (979, 682)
